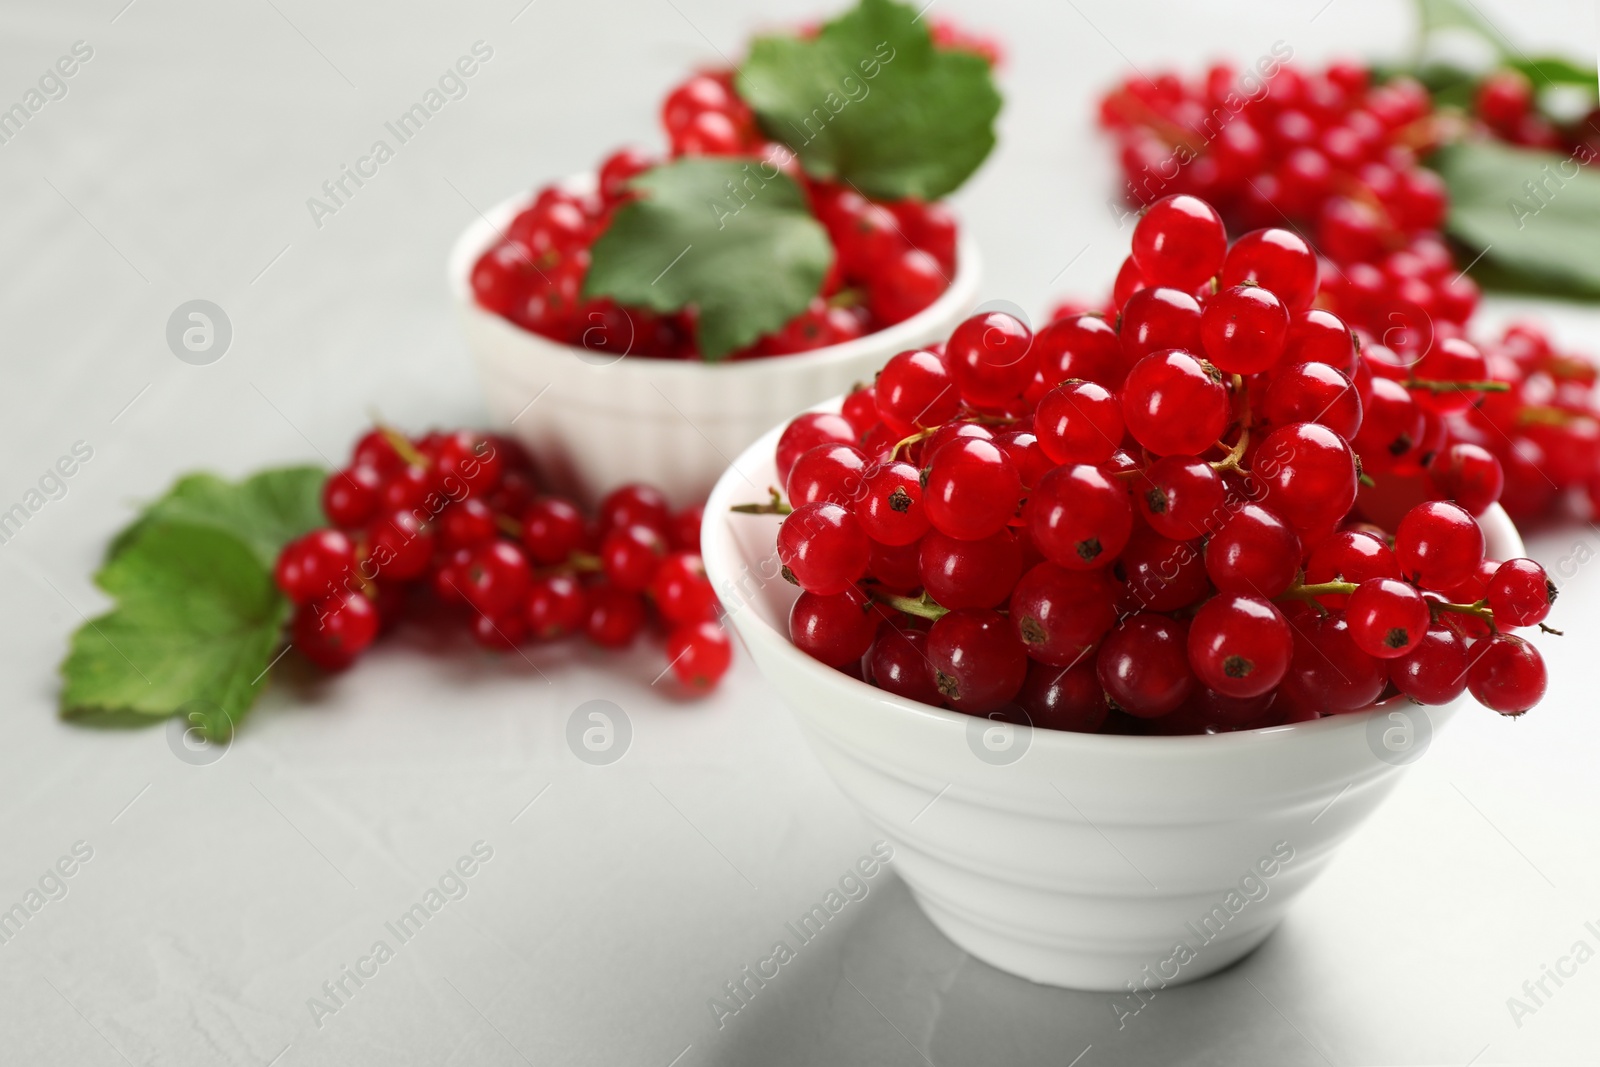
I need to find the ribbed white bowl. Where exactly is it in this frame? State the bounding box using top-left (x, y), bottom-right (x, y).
top-left (448, 183), bottom-right (981, 508)
top-left (701, 403), bottom-right (1524, 990)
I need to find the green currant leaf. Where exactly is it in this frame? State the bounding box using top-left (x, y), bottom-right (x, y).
top-left (61, 522), bottom-right (289, 741)
top-left (106, 465), bottom-right (327, 569)
top-left (583, 158), bottom-right (833, 360)
top-left (1428, 139), bottom-right (1600, 299)
top-left (736, 0), bottom-right (1000, 201)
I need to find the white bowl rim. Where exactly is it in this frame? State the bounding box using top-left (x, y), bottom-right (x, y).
top-left (446, 176), bottom-right (983, 380)
top-left (702, 401), bottom-right (1528, 756)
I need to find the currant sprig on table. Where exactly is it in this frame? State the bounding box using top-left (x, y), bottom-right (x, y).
top-left (741, 193), bottom-right (1560, 735)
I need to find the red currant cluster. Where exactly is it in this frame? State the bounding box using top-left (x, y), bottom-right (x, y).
top-left (756, 193), bottom-right (1558, 735)
top-left (272, 427), bottom-right (729, 692)
top-left (1096, 59), bottom-right (1600, 525)
top-left (470, 67), bottom-right (962, 360)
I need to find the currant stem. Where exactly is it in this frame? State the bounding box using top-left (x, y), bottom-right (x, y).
top-left (867, 588), bottom-right (950, 622)
top-left (730, 488), bottom-right (792, 515)
top-left (1404, 377), bottom-right (1511, 394)
top-left (374, 420), bottom-right (430, 469)
top-left (1211, 374), bottom-right (1251, 474)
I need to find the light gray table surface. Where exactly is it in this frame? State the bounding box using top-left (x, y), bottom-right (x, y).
top-left (2, 0), bottom-right (1598, 1064)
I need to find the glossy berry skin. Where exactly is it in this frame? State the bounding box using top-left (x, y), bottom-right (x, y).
top-left (777, 502), bottom-right (869, 595)
top-left (597, 483), bottom-right (670, 539)
top-left (790, 590), bottom-right (876, 667)
top-left (840, 385), bottom-right (879, 436)
top-left (1263, 362), bottom-right (1362, 440)
top-left (367, 510), bottom-right (434, 583)
top-left (786, 443), bottom-right (866, 507)
top-left (1138, 456), bottom-right (1225, 540)
top-left (1390, 626), bottom-right (1469, 705)
top-left (1305, 530), bottom-right (1400, 607)
top-left (1096, 613), bottom-right (1195, 718)
top-left (857, 460), bottom-right (928, 545)
top-left (458, 541), bottom-right (532, 617)
top-left (919, 529), bottom-right (1022, 610)
top-left (322, 466), bottom-right (382, 528)
top-left (1205, 504), bottom-right (1301, 598)
top-left (1352, 377), bottom-right (1422, 474)
top-left (1035, 380), bottom-right (1124, 465)
top-left (1346, 577), bottom-right (1431, 659)
top-left (598, 524), bottom-right (666, 592)
top-left (876, 349), bottom-right (959, 436)
top-left (1131, 194), bottom-right (1227, 290)
top-left (521, 497), bottom-right (586, 565)
top-left (1119, 287), bottom-right (1202, 364)
top-left (647, 551), bottom-right (717, 625)
top-left (1279, 612), bottom-right (1386, 715)
top-left (293, 592), bottom-right (380, 671)
top-left (1487, 558), bottom-right (1556, 628)
top-left (1283, 309), bottom-right (1357, 376)
top-left (525, 575), bottom-right (587, 640)
top-left (1255, 422), bottom-right (1357, 533)
top-left (865, 627), bottom-right (943, 706)
top-left (1395, 500), bottom-right (1484, 591)
top-left (666, 622), bottom-right (732, 690)
top-left (1427, 443), bottom-right (1504, 516)
top-left (1015, 661), bottom-right (1109, 733)
top-left (584, 586), bottom-right (646, 649)
top-left (275, 529), bottom-right (357, 605)
top-left (775, 413), bottom-right (856, 486)
top-left (1121, 350), bottom-right (1230, 456)
top-left (870, 249), bottom-right (946, 325)
top-left (438, 498), bottom-right (498, 551)
top-left (922, 438), bottom-right (1022, 541)
top-left (1026, 464), bottom-right (1133, 570)
top-left (1187, 594), bottom-right (1293, 698)
top-left (943, 312), bottom-right (1035, 409)
top-left (1200, 284), bottom-right (1289, 375)
top-left (1467, 633), bottom-right (1546, 715)
top-left (1117, 526), bottom-right (1211, 612)
top-left (927, 609), bottom-right (1029, 714)
top-left (433, 431), bottom-right (503, 499)
top-left (1008, 563), bottom-right (1118, 666)
top-left (1034, 314), bottom-right (1126, 389)
top-left (1220, 228), bottom-right (1319, 313)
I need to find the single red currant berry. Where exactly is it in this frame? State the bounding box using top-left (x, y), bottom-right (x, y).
top-left (1263, 362), bottom-right (1362, 439)
top-left (437, 498), bottom-right (498, 551)
top-left (841, 384), bottom-right (879, 436)
top-left (378, 465), bottom-right (433, 513)
top-left (1034, 313), bottom-right (1126, 389)
top-left (1026, 464), bottom-right (1134, 570)
top-left (943, 312), bottom-right (1035, 409)
top-left (1395, 500), bottom-right (1484, 591)
top-left (776, 413), bottom-right (857, 485)
top-left (322, 466), bottom-right (382, 528)
top-left (1118, 287), bottom-right (1202, 364)
top-left (599, 524), bottom-right (667, 593)
top-left (1187, 594), bottom-right (1293, 698)
top-left (1426, 443), bottom-right (1503, 516)
top-left (433, 431), bottom-right (504, 498)
top-left (668, 505), bottom-right (704, 553)
top-left (1035, 380), bottom-right (1124, 465)
top-left (866, 626), bottom-right (943, 705)
top-left (867, 538), bottom-right (922, 593)
top-left (993, 430), bottom-right (1053, 489)
top-left (275, 529), bottom-right (357, 605)
top-left (1121, 350), bottom-right (1229, 456)
top-left (1008, 563), bottom-right (1119, 666)
top-left (596, 483), bottom-right (670, 538)
top-left (1205, 503), bottom-right (1301, 598)
top-left (1015, 660), bottom-right (1109, 734)
top-left (922, 437), bottom-right (1022, 542)
top-left (1096, 613), bottom-right (1195, 718)
top-left (786, 443), bottom-right (867, 507)
top-left (1255, 422), bottom-right (1358, 533)
top-left (790, 589), bottom-right (877, 668)
top-left (918, 528), bottom-right (1022, 611)
top-left (1220, 228), bottom-right (1319, 313)
top-left (875, 349), bottom-right (959, 436)
top-left (1280, 611), bottom-right (1387, 714)
top-left (367, 510), bottom-right (434, 582)
top-left (1466, 633), bottom-right (1546, 715)
top-left (648, 551), bottom-right (718, 625)
top-left (1131, 194), bottom-right (1227, 290)
top-left (1304, 530), bottom-right (1400, 608)
top-left (1475, 68), bottom-right (1533, 130)
top-left (1200, 284), bottom-right (1290, 375)
top-left (584, 585), bottom-right (646, 648)
top-left (1283, 309), bottom-right (1357, 376)
top-left (1352, 377), bottom-right (1423, 475)
top-left (777, 502), bottom-right (870, 595)
top-left (1346, 577), bottom-right (1432, 659)
top-left (1116, 526), bottom-right (1211, 613)
top-left (856, 460), bottom-right (928, 546)
top-left (525, 575), bottom-right (587, 640)
top-left (293, 591), bottom-right (380, 671)
top-left (457, 541), bottom-right (532, 617)
top-left (927, 609), bottom-right (1029, 714)
top-left (1390, 626), bottom-right (1470, 705)
top-left (666, 621), bottom-right (732, 691)
top-left (868, 248), bottom-right (947, 325)
top-left (521, 497), bottom-right (587, 565)
top-left (1138, 456), bottom-right (1226, 540)
top-left (1486, 558), bottom-right (1556, 628)
top-left (470, 610), bottom-right (528, 651)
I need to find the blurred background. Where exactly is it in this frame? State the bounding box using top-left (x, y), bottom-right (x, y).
top-left (1, 1), bottom-right (1597, 1064)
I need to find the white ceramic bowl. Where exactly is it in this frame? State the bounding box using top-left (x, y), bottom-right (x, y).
top-left (448, 183), bottom-right (981, 508)
top-left (702, 404), bottom-right (1524, 991)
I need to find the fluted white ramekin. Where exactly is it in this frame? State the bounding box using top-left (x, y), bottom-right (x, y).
top-left (701, 401), bottom-right (1524, 991)
top-left (448, 183), bottom-right (981, 508)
